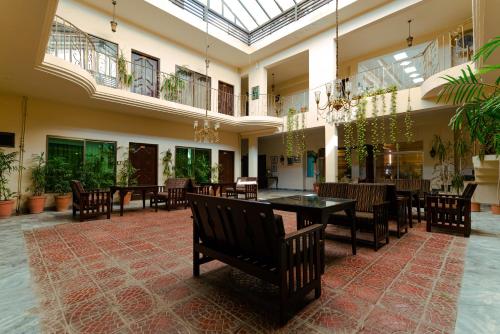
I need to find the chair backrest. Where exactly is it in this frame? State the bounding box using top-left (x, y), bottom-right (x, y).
top-left (165, 178), bottom-right (190, 189)
top-left (318, 182), bottom-right (349, 198)
top-left (235, 177), bottom-right (258, 189)
top-left (70, 180), bottom-right (85, 203)
top-left (462, 183), bottom-right (477, 200)
top-left (187, 193), bottom-right (284, 265)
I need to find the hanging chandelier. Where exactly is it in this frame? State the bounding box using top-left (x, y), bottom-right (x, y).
top-left (315, 0), bottom-right (361, 125)
top-left (193, 20), bottom-right (219, 143)
top-left (110, 0), bottom-right (118, 32)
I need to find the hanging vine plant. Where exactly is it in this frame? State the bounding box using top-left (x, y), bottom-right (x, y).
top-left (285, 108), bottom-right (306, 159)
top-left (344, 121), bottom-right (354, 167)
top-left (370, 94), bottom-right (379, 154)
top-left (285, 108), bottom-right (296, 158)
top-left (388, 86), bottom-right (398, 144)
top-left (356, 98), bottom-right (368, 162)
top-left (404, 88), bottom-right (414, 142)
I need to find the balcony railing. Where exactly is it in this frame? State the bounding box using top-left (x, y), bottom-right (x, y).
top-left (46, 15), bottom-right (248, 117)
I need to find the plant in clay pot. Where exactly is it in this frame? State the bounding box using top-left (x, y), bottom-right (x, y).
top-left (26, 153), bottom-right (47, 214)
top-left (0, 149), bottom-right (18, 218)
top-left (46, 157), bottom-right (72, 212)
top-left (117, 151), bottom-right (138, 205)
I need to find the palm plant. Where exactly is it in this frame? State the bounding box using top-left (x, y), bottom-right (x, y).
top-left (438, 36), bottom-right (500, 157)
top-left (46, 157), bottom-right (72, 195)
top-left (0, 150), bottom-right (18, 201)
top-left (27, 153), bottom-right (47, 196)
top-left (117, 52), bottom-right (133, 88)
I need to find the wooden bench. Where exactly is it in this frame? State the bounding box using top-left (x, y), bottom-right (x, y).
top-left (187, 194), bottom-right (323, 324)
top-left (426, 183), bottom-right (477, 237)
top-left (319, 183), bottom-right (407, 250)
top-left (70, 180), bottom-right (111, 222)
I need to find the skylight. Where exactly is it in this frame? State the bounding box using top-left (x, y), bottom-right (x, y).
top-left (196, 0), bottom-right (298, 32)
top-left (404, 66), bottom-right (417, 73)
top-left (393, 52), bottom-right (408, 61)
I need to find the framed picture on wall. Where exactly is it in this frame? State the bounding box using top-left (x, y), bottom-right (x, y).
top-left (251, 86), bottom-right (260, 100)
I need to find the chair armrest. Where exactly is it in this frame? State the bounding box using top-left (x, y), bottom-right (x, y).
top-left (371, 201), bottom-right (391, 220)
top-left (245, 184), bottom-right (257, 192)
top-left (283, 224), bottom-right (324, 242)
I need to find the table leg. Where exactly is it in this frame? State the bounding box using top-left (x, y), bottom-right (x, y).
top-left (154, 190), bottom-right (158, 212)
top-left (408, 195), bottom-right (413, 228)
top-left (119, 190), bottom-right (125, 216)
top-left (345, 206), bottom-right (357, 255)
top-left (415, 194), bottom-right (422, 223)
top-left (142, 190), bottom-right (146, 209)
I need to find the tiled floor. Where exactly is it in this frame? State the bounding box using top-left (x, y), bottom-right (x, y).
top-left (0, 196), bottom-right (498, 333)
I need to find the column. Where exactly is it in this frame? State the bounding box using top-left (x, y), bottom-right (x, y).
top-left (248, 65), bottom-right (267, 116)
top-left (324, 123), bottom-right (338, 182)
top-left (248, 136), bottom-right (258, 177)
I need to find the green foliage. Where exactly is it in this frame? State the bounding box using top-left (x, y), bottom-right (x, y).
top-left (356, 98), bottom-right (368, 162)
top-left (438, 36), bottom-right (500, 156)
top-left (80, 152), bottom-right (115, 191)
top-left (193, 154), bottom-right (211, 184)
top-left (344, 121), bottom-right (354, 167)
top-left (211, 163), bottom-right (222, 183)
top-left (161, 149), bottom-right (174, 179)
top-left (161, 74), bottom-right (185, 101)
top-left (451, 172), bottom-right (464, 195)
top-left (117, 151), bottom-right (138, 187)
top-left (118, 51), bottom-right (133, 88)
top-left (285, 108), bottom-right (306, 159)
top-left (46, 157), bottom-right (72, 195)
top-left (0, 149), bottom-right (18, 201)
top-left (389, 87), bottom-right (398, 144)
top-left (27, 153), bottom-right (47, 196)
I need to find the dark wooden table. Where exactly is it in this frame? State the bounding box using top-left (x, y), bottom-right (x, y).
top-left (396, 188), bottom-right (421, 226)
top-left (110, 185), bottom-right (159, 216)
top-left (263, 195), bottom-right (357, 255)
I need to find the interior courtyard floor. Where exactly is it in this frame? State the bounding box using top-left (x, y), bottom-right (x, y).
top-left (0, 191), bottom-right (498, 333)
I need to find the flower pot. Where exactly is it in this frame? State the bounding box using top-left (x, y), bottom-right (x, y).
top-left (0, 199), bottom-right (15, 219)
top-left (123, 191), bottom-right (132, 205)
top-left (470, 202), bottom-right (481, 212)
top-left (28, 196), bottom-right (46, 214)
top-left (54, 194), bottom-right (71, 212)
top-left (492, 204), bottom-right (500, 215)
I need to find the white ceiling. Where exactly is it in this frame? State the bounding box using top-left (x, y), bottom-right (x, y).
top-left (267, 50), bottom-right (309, 86)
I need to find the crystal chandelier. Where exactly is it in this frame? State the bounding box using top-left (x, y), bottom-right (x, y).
top-left (315, 0), bottom-right (361, 125)
top-left (193, 20), bottom-right (219, 143)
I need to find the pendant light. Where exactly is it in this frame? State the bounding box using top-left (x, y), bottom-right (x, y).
top-left (110, 0), bottom-right (118, 32)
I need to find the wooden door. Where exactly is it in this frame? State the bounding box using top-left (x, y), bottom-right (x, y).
top-left (132, 51), bottom-right (159, 97)
top-left (258, 154), bottom-right (267, 189)
top-left (218, 150), bottom-right (234, 183)
top-left (218, 81), bottom-right (234, 115)
top-left (129, 143), bottom-right (158, 186)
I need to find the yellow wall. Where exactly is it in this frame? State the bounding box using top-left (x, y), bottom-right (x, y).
top-left (0, 94), bottom-right (240, 210)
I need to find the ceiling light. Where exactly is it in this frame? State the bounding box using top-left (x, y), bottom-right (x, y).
top-left (404, 66), bottom-right (417, 73)
top-left (110, 0), bottom-right (117, 32)
top-left (394, 52), bottom-right (408, 61)
top-left (400, 61), bottom-right (411, 66)
top-left (407, 19), bottom-right (414, 47)
top-left (413, 77), bottom-right (424, 83)
top-left (409, 73), bottom-right (420, 78)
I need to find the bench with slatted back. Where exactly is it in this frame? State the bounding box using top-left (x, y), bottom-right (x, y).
top-left (187, 193), bottom-right (324, 324)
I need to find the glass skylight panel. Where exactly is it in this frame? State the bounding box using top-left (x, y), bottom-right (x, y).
top-left (400, 61), bottom-right (411, 66)
top-left (225, 0), bottom-right (258, 30)
top-left (210, 0), bottom-right (222, 14)
top-left (276, 0), bottom-right (296, 11)
top-left (242, 1), bottom-right (269, 25)
top-left (393, 52), bottom-right (408, 61)
top-left (259, 1), bottom-right (281, 18)
top-left (404, 66), bottom-right (417, 73)
top-left (413, 77), bottom-right (424, 83)
top-left (409, 73), bottom-right (420, 78)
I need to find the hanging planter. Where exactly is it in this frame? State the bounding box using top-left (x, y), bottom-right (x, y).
top-left (344, 121), bottom-right (354, 168)
top-left (285, 108), bottom-right (306, 160)
top-left (356, 98), bottom-right (368, 163)
top-left (388, 86), bottom-right (398, 144)
top-left (404, 88), bottom-right (414, 142)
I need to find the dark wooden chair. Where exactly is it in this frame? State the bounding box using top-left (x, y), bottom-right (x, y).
top-left (187, 194), bottom-right (323, 324)
top-left (426, 183), bottom-right (478, 237)
top-left (70, 180), bottom-right (111, 222)
top-left (151, 178), bottom-right (191, 210)
top-left (319, 183), bottom-right (392, 250)
top-left (226, 177), bottom-right (258, 200)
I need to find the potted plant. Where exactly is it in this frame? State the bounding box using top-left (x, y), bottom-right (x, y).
top-left (46, 157), bottom-right (72, 212)
top-left (161, 149), bottom-right (174, 182)
top-left (116, 151), bottom-right (138, 205)
top-left (26, 153), bottom-right (47, 214)
top-left (0, 149), bottom-right (18, 218)
top-left (161, 73), bottom-right (185, 102)
top-left (118, 51), bottom-right (133, 88)
top-left (438, 36), bottom-right (499, 213)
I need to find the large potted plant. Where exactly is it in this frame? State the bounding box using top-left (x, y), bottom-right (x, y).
top-left (116, 152), bottom-right (138, 205)
top-left (438, 36), bottom-right (499, 213)
top-left (26, 153), bottom-right (47, 214)
top-left (46, 157), bottom-right (72, 212)
top-left (0, 149), bottom-right (18, 218)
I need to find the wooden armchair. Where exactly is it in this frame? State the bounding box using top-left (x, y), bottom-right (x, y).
top-left (151, 178), bottom-right (191, 211)
top-left (425, 183), bottom-right (478, 237)
top-left (226, 177), bottom-right (258, 200)
top-left (70, 180), bottom-right (111, 222)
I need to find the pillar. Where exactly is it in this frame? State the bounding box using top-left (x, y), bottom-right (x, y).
top-left (324, 124), bottom-right (338, 182)
top-left (248, 136), bottom-right (258, 177)
top-left (248, 64), bottom-right (267, 116)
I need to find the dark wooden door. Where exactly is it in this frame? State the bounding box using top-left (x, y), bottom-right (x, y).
top-left (218, 150), bottom-right (234, 183)
top-left (132, 51), bottom-right (159, 97)
top-left (129, 143), bottom-right (158, 186)
top-left (258, 154), bottom-right (267, 189)
top-left (218, 81), bottom-right (234, 115)
top-left (241, 155), bottom-right (248, 177)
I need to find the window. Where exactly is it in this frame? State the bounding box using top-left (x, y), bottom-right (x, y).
top-left (175, 66), bottom-right (211, 110)
top-left (132, 51), bottom-right (159, 97)
top-left (375, 142), bottom-right (424, 180)
top-left (89, 35), bottom-right (118, 88)
top-left (218, 81), bottom-right (234, 115)
top-left (175, 147), bottom-right (211, 183)
top-left (47, 137), bottom-right (116, 190)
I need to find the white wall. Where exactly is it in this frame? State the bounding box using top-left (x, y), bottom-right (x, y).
top-left (0, 94), bottom-right (240, 209)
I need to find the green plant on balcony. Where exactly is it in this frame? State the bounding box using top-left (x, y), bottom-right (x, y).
top-left (118, 52), bottom-right (133, 88)
top-left (161, 74), bottom-right (185, 102)
top-left (343, 120), bottom-right (354, 167)
top-left (387, 85), bottom-right (398, 144)
top-left (356, 98), bottom-right (368, 162)
top-left (438, 36), bottom-right (500, 158)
